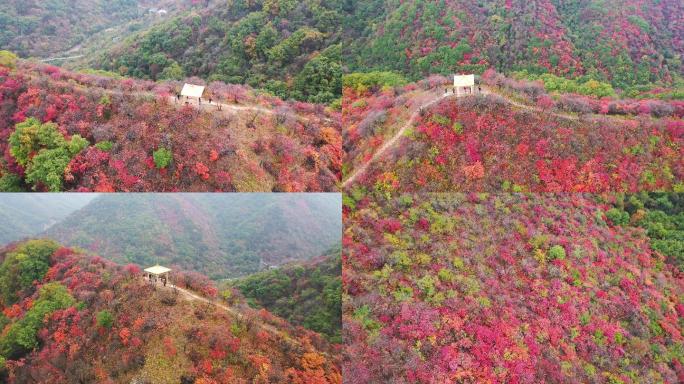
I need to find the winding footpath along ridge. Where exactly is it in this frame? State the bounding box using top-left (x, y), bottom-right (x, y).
top-left (23, 71), bottom-right (335, 124)
top-left (169, 284), bottom-right (334, 359)
top-left (40, 55), bottom-right (86, 62)
top-left (342, 91), bottom-right (451, 188)
top-left (341, 85), bottom-right (631, 188)
top-left (164, 93), bottom-right (337, 124)
top-left (166, 96), bottom-right (276, 115)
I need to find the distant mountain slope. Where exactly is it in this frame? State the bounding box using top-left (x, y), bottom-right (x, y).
top-left (91, 1), bottom-right (345, 103)
top-left (0, 194), bottom-right (96, 244)
top-left (344, 0), bottom-right (683, 89)
top-left (45, 194), bottom-right (342, 279)
top-left (0, 0), bottom-right (191, 59)
top-left (0, 240), bottom-right (341, 383)
top-left (229, 246), bottom-right (342, 343)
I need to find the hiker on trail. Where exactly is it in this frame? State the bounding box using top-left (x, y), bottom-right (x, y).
top-left (198, 97), bottom-right (201, 105)
top-left (453, 87), bottom-right (456, 94)
top-left (176, 93), bottom-right (181, 103)
top-left (209, 97), bottom-right (212, 105)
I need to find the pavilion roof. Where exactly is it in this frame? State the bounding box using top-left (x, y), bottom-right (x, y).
top-left (144, 265), bottom-right (171, 275)
top-left (181, 83), bottom-right (205, 98)
top-left (454, 74), bottom-right (475, 87)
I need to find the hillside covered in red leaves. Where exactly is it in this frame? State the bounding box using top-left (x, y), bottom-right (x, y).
top-left (0, 60), bottom-right (341, 192)
top-left (343, 193), bottom-right (684, 383)
top-left (0, 239), bottom-right (341, 384)
top-left (342, 74), bottom-right (683, 192)
top-left (345, 0), bottom-right (683, 90)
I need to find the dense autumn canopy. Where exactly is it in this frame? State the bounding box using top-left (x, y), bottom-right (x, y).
top-left (343, 193), bottom-right (684, 383)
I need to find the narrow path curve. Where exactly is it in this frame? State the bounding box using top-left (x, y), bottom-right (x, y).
top-left (40, 55), bottom-right (85, 62)
top-left (165, 95), bottom-right (337, 125)
top-left (171, 284), bottom-right (279, 335)
top-left (169, 284), bottom-right (334, 359)
top-left (342, 92), bottom-right (452, 188)
top-left (341, 85), bottom-right (604, 187)
top-left (486, 86), bottom-right (579, 121)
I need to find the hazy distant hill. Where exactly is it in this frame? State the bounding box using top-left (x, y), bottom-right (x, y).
top-left (0, 193), bottom-right (96, 244)
top-left (0, 0), bottom-right (191, 59)
top-left (45, 193), bottom-right (342, 279)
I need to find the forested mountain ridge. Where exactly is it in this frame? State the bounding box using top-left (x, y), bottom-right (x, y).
top-left (44, 194), bottom-right (342, 279)
top-left (4, 1), bottom-right (682, 103)
top-left (0, 239), bottom-right (341, 383)
top-left (344, 0), bottom-right (684, 92)
top-left (89, 0), bottom-right (345, 103)
top-left (229, 246), bottom-right (342, 343)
